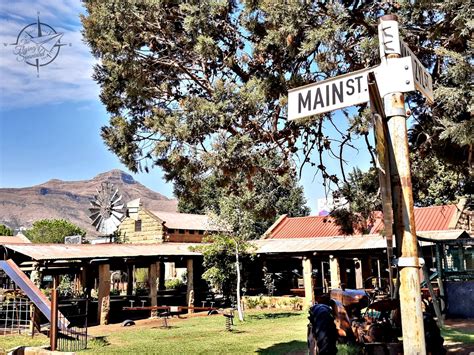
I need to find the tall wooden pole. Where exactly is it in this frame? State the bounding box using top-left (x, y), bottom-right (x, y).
top-left (379, 14), bottom-right (426, 354)
top-left (50, 276), bottom-right (59, 351)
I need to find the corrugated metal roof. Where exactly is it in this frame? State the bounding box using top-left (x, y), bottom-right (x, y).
top-left (0, 234), bottom-right (31, 244)
top-left (417, 230), bottom-right (471, 242)
top-left (254, 235), bottom-right (388, 254)
top-left (3, 243), bottom-right (201, 261)
top-left (415, 205), bottom-right (458, 231)
top-left (150, 211), bottom-right (220, 231)
top-left (269, 216), bottom-right (356, 239)
top-left (269, 205), bottom-right (459, 239)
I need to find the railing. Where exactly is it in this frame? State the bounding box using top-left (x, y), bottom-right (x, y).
top-left (54, 298), bottom-right (89, 352)
top-left (0, 297), bottom-right (31, 335)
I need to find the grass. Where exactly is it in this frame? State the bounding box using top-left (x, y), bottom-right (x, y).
top-left (0, 310), bottom-right (309, 354)
top-left (0, 333), bottom-right (49, 350)
top-left (83, 310), bottom-right (309, 354)
top-left (2, 311), bottom-right (472, 354)
top-left (441, 327), bottom-right (474, 345)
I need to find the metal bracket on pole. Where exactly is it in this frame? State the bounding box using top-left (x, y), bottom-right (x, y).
top-left (373, 57), bottom-right (415, 98)
top-left (396, 257), bottom-right (425, 268)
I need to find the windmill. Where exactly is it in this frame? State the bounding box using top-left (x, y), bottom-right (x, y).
top-left (89, 182), bottom-right (125, 236)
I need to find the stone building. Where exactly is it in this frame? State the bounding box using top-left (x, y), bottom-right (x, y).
top-left (118, 200), bottom-right (220, 244)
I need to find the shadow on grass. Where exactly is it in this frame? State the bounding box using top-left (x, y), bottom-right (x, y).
top-left (256, 340), bottom-right (307, 354)
top-left (248, 312), bottom-right (301, 321)
top-left (150, 325), bottom-right (179, 330)
top-left (222, 329), bottom-right (246, 334)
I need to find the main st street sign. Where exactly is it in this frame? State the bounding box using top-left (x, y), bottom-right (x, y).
top-left (288, 20), bottom-right (433, 121)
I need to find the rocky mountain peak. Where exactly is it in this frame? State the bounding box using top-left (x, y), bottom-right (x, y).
top-left (93, 169), bottom-right (136, 184)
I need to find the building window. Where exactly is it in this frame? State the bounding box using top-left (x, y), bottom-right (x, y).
top-left (198, 230), bottom-right (204, 235)
top-left (179, 229), bottom-right (185, 234)
top-left (189, 230), bottom-right (195, 234)
top-left (168, 228), bottom-right (175, 234)
top-left (135, 220), bottom-right (142, 232)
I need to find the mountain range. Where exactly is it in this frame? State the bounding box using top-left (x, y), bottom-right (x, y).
top-left (0, 169), bottom-right (177, 236)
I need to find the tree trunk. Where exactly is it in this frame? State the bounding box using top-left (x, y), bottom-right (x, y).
top-left (235, 244), bottom-right (244, 321)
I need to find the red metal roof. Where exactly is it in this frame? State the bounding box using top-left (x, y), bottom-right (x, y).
top-left (269, 215), bottom-right (355, 239)
top-left (268, 205), bottom-right (459, 239)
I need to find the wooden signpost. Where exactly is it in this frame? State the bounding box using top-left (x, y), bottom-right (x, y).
top-left (288, 14), bottom-right (433, 354)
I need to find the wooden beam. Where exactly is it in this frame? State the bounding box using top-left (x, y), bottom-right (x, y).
top-left (97, 264), bottom-right (110, 325)
top-left (126, 264), bottom-right (134, 296)
top-left (354, 258), bottom-right (363, 289)
top-left (158, 261), bottom-right (165, 291)
top-left (149, 262), bottom-right (158, 318)
top-left (186, 259), bottom-right (194, 314)
top-left (329, 255), bottom-right (341, 290)
top-left (302, 257), bottom-right (314, 306)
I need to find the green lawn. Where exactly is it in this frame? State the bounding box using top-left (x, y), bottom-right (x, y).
top-left (1, 311), bottom-right (473, 354)
top-left (84, 311), bottom-right (309, 354)
top-left (1, 310), bottom-right (309, 354)
top-left (442, 327), bottom-right (474, 345)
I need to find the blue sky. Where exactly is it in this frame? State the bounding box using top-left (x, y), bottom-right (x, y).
top-left (0, 1), bottom-right (372, 213)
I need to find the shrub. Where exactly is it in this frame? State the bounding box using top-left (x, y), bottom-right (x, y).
top-left (165, 278), bottom-right (186, 290)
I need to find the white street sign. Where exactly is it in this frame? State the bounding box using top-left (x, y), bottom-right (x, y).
top-left (378, 21), bottom-right (433, 103)
top-left (399, 40), bottom-right (434, 103)
top-left (378, 20), bottom-right (401, 58)
top-left (288, 57), bottom-right (415, 121)
top-left (288, 67), bottom-right (372, 120)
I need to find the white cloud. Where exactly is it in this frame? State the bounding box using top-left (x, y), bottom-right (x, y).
top-left (0, 0), bottom-right (100, 110)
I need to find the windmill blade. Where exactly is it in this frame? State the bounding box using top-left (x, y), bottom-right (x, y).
top-left (91, 214), bottom-right (102, 228)
top-left (89, 181), bottom-right (125, 237)
top-left (111, 210), bottom-right (124, 220)
top-left (89, 211), bottom-right (101, 220)
top-left (112, 203), bottom-right (124, 211)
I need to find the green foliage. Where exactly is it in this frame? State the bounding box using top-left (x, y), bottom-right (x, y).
top-left (25, 219), bottom-right (85, 244)
top-left (331, 167), bottom-right (380, 234)
top-left (262, 267), bottom-right (276, 296)
top-left (411, 153), bottom-right (470, 206)
top-left (82, 1), bottom-right (472, 202)
top-left (0, 224), bottom-right (13, 236)
top-left (134, 268), bottom-right (148, 283)
top-left (58, 275), bottom-right (75, 298)
top-left (194, 234), bottom-right (241, 296)
top-left (164, 278), bottom-right (186, 291)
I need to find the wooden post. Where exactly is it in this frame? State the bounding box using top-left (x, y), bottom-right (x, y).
top-left (186, 259), bottom-right (194, 314)
top-left (158, 261), bottom-right (165, 291)
top-left (458, 243), bottom-right (465, 271)
top-left (354, 258), bottom-right (363, 289)
top-left (380, 14), bottom-right (426, 354)
top-left (126, 264), bottom-right (134, 296)
top-left (320, 260), bottom-right (326, 293)
top-left (50, 277), bottom-right (58, 351)
top-left (435, 244), bottom-right (446, 317)
top-left (302, 256), bottom-right (314, 306)
top-left (329, 255), bottom-right (341, 290)
top-left (97, 263), bottom-right (110, 325)
top-left (149, 262), bottom-right (158, 318)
